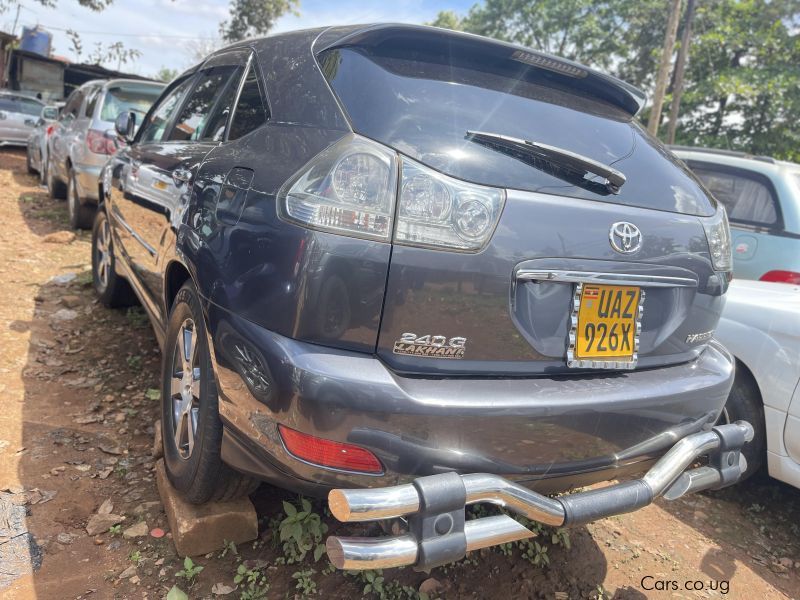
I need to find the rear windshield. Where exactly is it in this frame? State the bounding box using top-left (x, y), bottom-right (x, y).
top-left (100, 83), bottom-right (163, 123)
top-left (319, 43), bottom-right (715, 216)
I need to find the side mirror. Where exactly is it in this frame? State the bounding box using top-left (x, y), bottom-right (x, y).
top-left (41, 106), bottom-right (59, 121)
top-left (114, 111), bottom-right (136, 144)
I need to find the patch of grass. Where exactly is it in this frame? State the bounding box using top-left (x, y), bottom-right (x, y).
top-left (175, 556), bottom-right (203, 588)
top-left (129, 550), bottom-right (142, 565)
top-left (292, 568), bottom-right (317, 597)
top-left (234, 563), bottom-right (269, 600)
top-left (278, 497), bottom-right (328, 564)
top-left (125, 307), bottom-right (149, 328)
top-left (126, 355), bottom-right (142, 370)
top-left (108, 524), bottom-right (122, 536)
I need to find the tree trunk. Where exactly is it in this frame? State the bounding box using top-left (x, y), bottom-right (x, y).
top-left (666, 0), bottom-right (696, 145)
top-left (647, 0), bottom-right (682, 137)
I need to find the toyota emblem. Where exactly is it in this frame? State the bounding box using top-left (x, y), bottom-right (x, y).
top-left (609, 222), bottom-right (642, 254)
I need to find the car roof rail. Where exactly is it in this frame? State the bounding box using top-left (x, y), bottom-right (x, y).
top-left (668, 145), bottom-right (777, 164)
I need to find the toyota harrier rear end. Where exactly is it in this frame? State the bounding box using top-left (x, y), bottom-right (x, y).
top-left (95, 24), bottom-right (750, 572)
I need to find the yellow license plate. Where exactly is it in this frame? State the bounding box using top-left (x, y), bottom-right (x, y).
top-left (575, 284), bottom-right (640, 360)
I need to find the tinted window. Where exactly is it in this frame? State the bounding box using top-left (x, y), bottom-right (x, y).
top-left (61, 90), bottom-right (83, 120)
top-left (168, 66), bottom-right (237, 142)
top-left (199, 67), bottom-right (244, 141)
top-left (691, 165), bottom-right (778, 226)
top-left (16, 97), bottom-right (43, 116)
top-left (100, 83), bottom-right (163, 123)
top-left (228, 64), bottom-right (268, 140)
top-left (319, 44), bottom-right (715, 216)
top-left (0, 98), bottom-right (16, 112)
top-left (84, 87), bottom-right (100, 117)
top-left (139, 78), bottom-right (193, 143)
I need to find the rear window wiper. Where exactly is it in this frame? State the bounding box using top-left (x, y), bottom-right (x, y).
top-left (466, 130), bottom-right (626, 195)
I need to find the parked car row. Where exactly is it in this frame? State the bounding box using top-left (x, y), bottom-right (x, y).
top-left (25, 78), bottom-right (165, 228)
top-left (84, 23), bottom-right (764, 571)
top-left (9, 23), bottom-right (798, 571)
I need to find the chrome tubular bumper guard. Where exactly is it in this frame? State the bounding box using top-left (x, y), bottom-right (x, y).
top-left (325, 421), bottom-right (753, 571)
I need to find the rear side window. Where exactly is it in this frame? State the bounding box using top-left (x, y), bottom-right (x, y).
top-left (318, 43), bottom-right (715, 216)
top-left (198, 66), bottom-right (243, 141)
top-left (168, 66), bottom-right (237, 142)
top-left (228, 64), bottom-right (268, 140)
top-left (690, 164), bottom-right (778, 227)
top-left (61, 90), bottom-right (83, 120)
top-left (100, 83), bottom-right (163, 123)
top-left (85, 87), bottom-right (100, 117)
top-left (139, 78), bottom-right (193, 143)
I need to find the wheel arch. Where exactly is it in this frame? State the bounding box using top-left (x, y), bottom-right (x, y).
top-left (164, 260), bottom-right (192, 313)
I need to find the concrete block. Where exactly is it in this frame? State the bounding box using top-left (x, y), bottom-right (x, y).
top-left (155, 459), bottom-right (257, 557)
top-left (152, 419), bottom-right (164, 459)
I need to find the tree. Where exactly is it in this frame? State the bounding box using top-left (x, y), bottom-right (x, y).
top-left (428, 10), bottom-right (463, 30)
top-left (220, 0), bottom-right (299, 42)
top-left (156, 67), bottom-right (179, 83)
top-left (430, 0), bottom-right (800, 161)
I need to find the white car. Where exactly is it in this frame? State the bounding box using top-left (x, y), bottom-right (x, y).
top-left (715, 279), bottom-right (800, 488)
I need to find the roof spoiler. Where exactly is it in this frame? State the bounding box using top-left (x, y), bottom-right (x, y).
top-left (315, 23), bottom-right (646, 116)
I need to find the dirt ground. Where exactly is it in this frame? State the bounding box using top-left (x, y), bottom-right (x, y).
top-left (0, 146), bottom-right (798, 600)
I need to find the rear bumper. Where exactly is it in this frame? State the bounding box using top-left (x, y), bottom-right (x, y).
top-left (73, 163), bottom-right (102, 203)
top-left (208, 306), bottom-right (735, 494)
top-left (326, 421), bottom-right (754, 570)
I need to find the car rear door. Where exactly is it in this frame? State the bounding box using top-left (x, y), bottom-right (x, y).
top-left (49, 89), bottom-right (83, 179)
top-left (317, 32), bottom-right (724, 377)
top-left (115, 54), bottom-right (247, 317)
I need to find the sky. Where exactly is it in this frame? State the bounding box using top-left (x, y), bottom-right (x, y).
top-left (1, 0), bottom-right (475, 78)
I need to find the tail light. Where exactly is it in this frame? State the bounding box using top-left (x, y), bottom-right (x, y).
top-left (760, 270), bottom-right (800, 285)
top-left (700, 206), bottom-right (732, 272)
top-left (278, 134), bottom-right (505, 251)
top-left (278, 425), bottom-right (383, 474)
top-left (86, 129), bottom-right (118, 155)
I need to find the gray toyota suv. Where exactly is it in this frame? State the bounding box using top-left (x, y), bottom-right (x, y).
top-left (94, 24), bottom-right (752, 571)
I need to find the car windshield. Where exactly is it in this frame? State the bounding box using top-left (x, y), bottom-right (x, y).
top-left (100, 83), bottom-right (163, 123)
top-left (793, 173), bottom-right (800, 196)
top-left (0, 96), bottom-right (42, 116)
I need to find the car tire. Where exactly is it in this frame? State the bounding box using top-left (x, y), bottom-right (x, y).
top-left (161, 281), bottom-right (259, 504)
top-left (46, 159), bottom-right (67, 200)
top-left (67, 168), bottom-right (94, 229)
top-left (25, 148), bottom-right (35, 175)
top-left (92, 209), bottom-right (137, 308)
top-left (719, 364), bottom-right (766, 481)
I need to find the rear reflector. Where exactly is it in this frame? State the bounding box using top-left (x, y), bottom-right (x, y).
top-left (760, 270), bottom-right (800, 285)
top-left (278, 425), bottom-right (383, 474)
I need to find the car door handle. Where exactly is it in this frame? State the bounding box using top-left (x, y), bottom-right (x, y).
top-left (172, 168), bottom-right (192, 187)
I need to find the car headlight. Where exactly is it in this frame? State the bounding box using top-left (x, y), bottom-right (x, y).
top-left (701, 205), bottom-right (732, 272)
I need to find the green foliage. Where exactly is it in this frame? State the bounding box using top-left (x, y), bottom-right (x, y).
top-left (292, 567), bottom-right (317, 596)
top-left (234, 563), bottom-right (270, 600)
top-left (108, 524), bottom-right (121, 536)
top-left (155, 67), bottom-right (179, 83)
top-left (278, 497), bottom-right (328, 564)
top-left (351, 570), bottom-right (425, 600)
top-left (220, 0), bottom-right (299, 42)
top-left (128, 549), bottom-right (142, 564)
top-left (431, 0), bottom-right (800, 162)
top-left (175, 556), bottom-right (203, 588)
top-left (218, 539), bottom-right (238, 559)
top-left (165, 586), bottom-right (188, 600)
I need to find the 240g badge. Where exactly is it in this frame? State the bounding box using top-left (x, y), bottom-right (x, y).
top-left (393, 333), bottom-right (467, 359)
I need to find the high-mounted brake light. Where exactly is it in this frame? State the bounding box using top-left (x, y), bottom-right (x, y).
top-left (760, 270), bottom-right (800, 285)
top-left (278, 425), bottom-right (383, 474)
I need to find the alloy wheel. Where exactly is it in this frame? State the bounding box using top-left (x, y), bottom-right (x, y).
top-left (170, 318), bottom-right (201, 459)
top-left (94, 217), bottom-right (112, 290)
